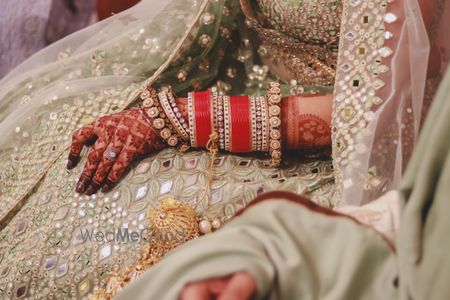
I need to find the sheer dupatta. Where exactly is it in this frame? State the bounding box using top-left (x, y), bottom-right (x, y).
top-left (332, 0), bottom-right (450, 205)
top-left (0, 0), bottom-right (241, 222)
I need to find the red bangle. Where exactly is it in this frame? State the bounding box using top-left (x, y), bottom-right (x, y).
top-left (230, 96), bottom-right (252, 152)
top-left (193, 90), bottom-right (211, 148)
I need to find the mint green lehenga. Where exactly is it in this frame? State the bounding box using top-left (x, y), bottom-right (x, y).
top-left (0, 0), bottom-right (444, 298)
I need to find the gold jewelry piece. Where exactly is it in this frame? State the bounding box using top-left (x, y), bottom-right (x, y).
top-left (103, 146), bottom-right (120, 161)
top-left (222, 95), bottom-right (231, 152)
top-left (140, 88), bottom-right (152, 101)
top-left (139, 87), bottom-right (180, 148)
top-left (266, 82), bottom-right (282, 166)
top-left (260, 95), bottom-right (269, 152)
top-left (216, 94), bottom-right (225, 150)
top-left (206, 87), bottom-right (219, 156)
top-left (187, 92), bottom-right (197, 148)
top-left (254, 96), bottom-right (262, 152)
top-left (159, 91), bottom-right (190, 142)
top-left (142, 97), bottom-right (154, 108)
top-left (92, 197), bottom-right (202, 300)
top-left (167, 91), bottom-right (190, 140)
top-left (153, 118), bottom-right (165, 129)
top-left (249, 96), bottom-right (257, 151)
top-left (164, 89), bottom-right (190, 140)
top-left (147, 107), bottom-right (159, 118)
top-left (167, 136), bottom-right (178, 147)
top-left (211, 87), bottom-right (219, 135)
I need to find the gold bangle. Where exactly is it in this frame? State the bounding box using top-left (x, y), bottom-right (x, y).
top-left (266, 82), bottom-right (282, 166)
top-left (249, 96), bottom-right (257, 151)
top-left (187, 92), bottom-right (197, 148)
top-left (211, 87), bottom-right (218, 135)
top-left (159, 90), bottom-right (190, 142)
top-left (255, 96), bottom-right (265, 152)
top-left (216, 94), bottom-right (225, 150)
top-left (260, 95), bottom-right (269, 153)
top-left (140, 86), bottom-right (179, 147)
top-left (223, 95), bottom-right (231, 152)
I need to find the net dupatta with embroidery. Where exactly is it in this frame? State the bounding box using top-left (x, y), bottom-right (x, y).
top-left (0, 0), bottom-right (242, 223)
top-left (332, 0), bottom-right (450, 206)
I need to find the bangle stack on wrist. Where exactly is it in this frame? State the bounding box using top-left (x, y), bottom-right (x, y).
top-left (159, 88), bottom-right (190, 141)
top-left (139, 86), bottom-right (189, 151)
top-left (141, 83), bottom-right (283, 166)
top-left (186, 85), bottom-right (282, 166)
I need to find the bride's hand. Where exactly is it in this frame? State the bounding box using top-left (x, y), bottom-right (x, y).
top-left (180, 272), bottom-right (256, 300)
top-left (67, 107), bottom-right (165, 195)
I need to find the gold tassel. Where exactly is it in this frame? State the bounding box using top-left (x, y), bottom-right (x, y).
top-left (91, 198), bottom-right (200, 299)
top-left (128, 265), bottom-right (146, 282)
top-left (105, 274), bottom-right (124, 295)
top-left (205, 131), bottom-right (219, 155)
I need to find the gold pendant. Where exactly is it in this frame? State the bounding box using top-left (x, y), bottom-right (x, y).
top-left (90, 197), bottom-right (201, 300)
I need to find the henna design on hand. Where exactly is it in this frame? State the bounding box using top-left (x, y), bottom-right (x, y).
top-left (68, 108), bottom-right (165, 195)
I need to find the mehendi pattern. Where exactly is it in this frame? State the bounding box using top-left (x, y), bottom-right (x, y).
top-left (297, 114), bottom-right (332, 149)
top-left (70, 108), bottom-right (166, 195)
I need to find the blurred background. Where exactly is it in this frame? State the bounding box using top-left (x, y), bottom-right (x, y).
top-left (0, 0), bottom-right (140, 79)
